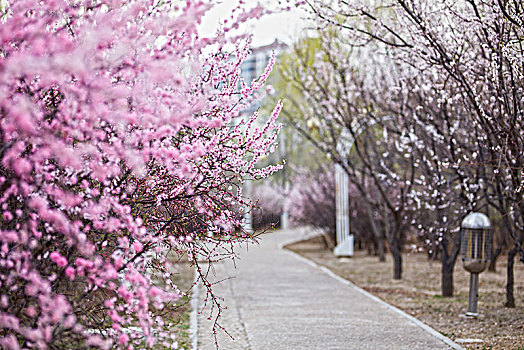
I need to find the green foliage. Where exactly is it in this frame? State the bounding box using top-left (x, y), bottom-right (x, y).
top-left (260, 36), bottom-right (331, 183)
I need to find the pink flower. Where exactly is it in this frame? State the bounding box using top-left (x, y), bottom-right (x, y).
top-left (3, 211), bottom-right (13, 222)
top-left (0, 295), bottom-right (7, 308)
top-left (64, 267), bottom-right (76, 280)
top-left (0, 334), bottom-right (20, 350)
top-left (25, 306), bottom-right (37, 317)
top-left (12, 159), bottom-right (32, 177)
top-left (149, 286), bottom-right (162, 298)
top-left (117, 333), bottom-right (129, 345)
top-left (49, 251), bottom-right (61, 262)
top-left (0, 313), bottom-right (20, 331)
top-left (132, 241), bottom-right (143, 254)
top-left (12, 106), bottom-right (37, 135)
top-left (117, 286), bottom-right (132, 302)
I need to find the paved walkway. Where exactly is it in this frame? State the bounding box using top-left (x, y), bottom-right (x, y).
top-left (196, 228), bottom-right (461, 349)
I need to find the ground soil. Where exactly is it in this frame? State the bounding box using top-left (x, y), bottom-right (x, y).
top-left (287, 235), bottom-right (524, 350)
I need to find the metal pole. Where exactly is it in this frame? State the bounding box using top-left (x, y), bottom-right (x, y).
top-left (280, 131), bottom-right (289, 230)
top-left (334, 163), bottom-right (353, 256)
top-left (466, 273), bottom-right (479, 317)
top-left (334, 119), bottom-right (391, 257)
top-left (243, 180), bottom-right (253, 233)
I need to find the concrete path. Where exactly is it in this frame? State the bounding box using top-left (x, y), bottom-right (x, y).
top-left (196, 228), bottom-right (461, 350)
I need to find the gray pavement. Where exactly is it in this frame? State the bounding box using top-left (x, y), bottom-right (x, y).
top-left (196, 228), bottom-right (460, 350)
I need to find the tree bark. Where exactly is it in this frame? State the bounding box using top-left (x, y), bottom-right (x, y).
top-left (392, 251), bottom-right (402, 280)
top-left (488, 239), bottom-right (503, 272)
top-left (441, 268), bottom-right (454, 297)
top-left (377, 237), bottom-right (386, 262)
top-left (488, 227), bottom-right (505, 272)
top-left (440, 233), bottom-right (461, 297)
top-left (441, 244), bottom-right (454, 297)
top-left (389, 242), bottom-right (402, 279)
top-left (363, 200), bottom-right (386, 262)
top-left (505, 247), bottom-right (518, 308)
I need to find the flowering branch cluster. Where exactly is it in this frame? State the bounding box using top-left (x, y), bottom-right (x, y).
top-left (0, 1), bottom-right (282, 348)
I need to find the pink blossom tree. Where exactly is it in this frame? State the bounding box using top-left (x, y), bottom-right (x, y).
top-left (0, 1), bottom-right (282, 348)
top-left (287, 166), bottom-right (337, 246)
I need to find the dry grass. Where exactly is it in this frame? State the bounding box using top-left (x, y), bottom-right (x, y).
top-left (287, 236), bottom-right (524, 350)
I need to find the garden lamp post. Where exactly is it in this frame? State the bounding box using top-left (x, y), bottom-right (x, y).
top-left (460, 212), bottom-right (492, 317)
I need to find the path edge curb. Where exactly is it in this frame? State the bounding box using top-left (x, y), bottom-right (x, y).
top-left (278, 237), bottom-right (465, 350)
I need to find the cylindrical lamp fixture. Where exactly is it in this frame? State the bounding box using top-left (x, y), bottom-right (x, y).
top-left (460, 212), bottom-right (492, 317)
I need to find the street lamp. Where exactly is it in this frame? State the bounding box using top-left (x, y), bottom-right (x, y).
top-left (460, 212), bottom-right (492, 317)
top-left (334, 117), bottom-right (391, 257)
top-left (334, 161), bottom-right (353, 257)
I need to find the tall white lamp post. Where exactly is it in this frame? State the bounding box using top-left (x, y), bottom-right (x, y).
top-left (334, 126), bottom-right (355, 257)
top-left (334, 161), bottom-right (353, 257)
top-left (280, 130), bottom-right (289, 230)
top-left (334, 118), bottom-right (391, 257)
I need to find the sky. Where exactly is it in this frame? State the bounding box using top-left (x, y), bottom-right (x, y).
top-left (198, 1), bottom-right (312, 47)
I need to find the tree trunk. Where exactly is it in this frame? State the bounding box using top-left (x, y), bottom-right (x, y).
top-left (440, 233), bottom-right (461, 297)
top-left (488, 242), bottom-right (503, 272)
top-left (363, 201), bottom-right (385, 262)
top-left (441, 240), bottom-right (454, 297)
top-left (392, 251), bottom-right (402, 280)
top-left (488, 227), bottom-right (505, 272)
top-left (505, 247), bottom-right (518, 308)
top-left (377, 237), bottom-right (386, 262)
top-left (441, 264), bottom-right (454, 297)
top-left (389, 242), bottom-right (402, 279)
